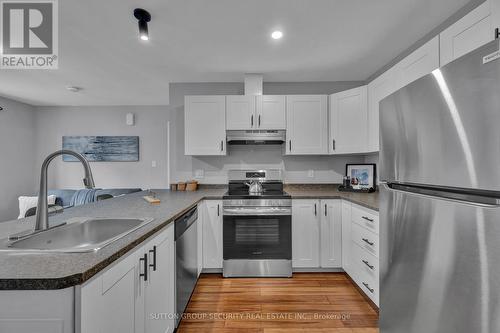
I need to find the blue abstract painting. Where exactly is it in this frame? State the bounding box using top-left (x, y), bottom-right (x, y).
top-left (62, 136), bottom-right (139, 162)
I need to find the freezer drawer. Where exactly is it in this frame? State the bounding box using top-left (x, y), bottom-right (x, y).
top-left (380, 184), bottom-right (500, 333)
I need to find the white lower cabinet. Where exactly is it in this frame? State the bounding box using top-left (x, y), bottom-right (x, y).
top-left (342, 201), bottom-right (380, 306)
top-left (79, 224), bottom-right (175, 333)
top-left (341, 200), bottom-right (353, 276)
top-left (292, 199), bottom-right (342, 268)
top-left (292, 200), bottom-right (320, 268)
top-left (197, 203), bottom-right (204, 276)
top-left (202, 200), bottom-right (223, 269)
top-left (320, 200), bottom-right (343, 268)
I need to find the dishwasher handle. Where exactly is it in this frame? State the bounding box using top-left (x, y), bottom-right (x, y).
top-left (175, 206), bottom-right (198, 240)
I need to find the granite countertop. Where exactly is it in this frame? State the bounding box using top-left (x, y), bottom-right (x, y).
top-left (0, 184), bottom-right (378, 290)
top-left (0, 188), bottom-right (226, 290)
top-left (285, 184), bottom-right (379, 211)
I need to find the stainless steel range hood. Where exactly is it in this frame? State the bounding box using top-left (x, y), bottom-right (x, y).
top-left (226, 130), bottom-right (285, 145)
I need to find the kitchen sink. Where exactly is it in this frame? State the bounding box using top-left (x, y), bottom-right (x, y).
top-left (3, 218), bottom-right (152, 252)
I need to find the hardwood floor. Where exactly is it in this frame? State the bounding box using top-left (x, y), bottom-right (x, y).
top-left (177, 273), bottom-right (379, 333)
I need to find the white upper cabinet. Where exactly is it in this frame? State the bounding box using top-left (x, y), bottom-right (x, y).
top-left (440, 1), bottom-right (495, 66)
top-left (185, 96), bottom-right (226, 155)
top-left (256, 95), bottom-right (286, 130)
top-left (395, 36), bottom-right (440, 90)
top-left (493, 0), bottom-right (500, 35)
top-left (367, 68), bottom-right (396, 153)
top-left (226, 95), bottom-right (257, 130)
top-left (286, 95), bottom-right (328, 155)
top-left (329, 86), bottom-right (368, 154)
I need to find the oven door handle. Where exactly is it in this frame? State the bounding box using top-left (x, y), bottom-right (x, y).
top-left (223, 207), bottom-right (292, 216)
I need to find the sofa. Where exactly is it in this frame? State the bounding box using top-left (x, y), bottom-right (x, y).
top-left (23, 188), bottom-right (142, 218)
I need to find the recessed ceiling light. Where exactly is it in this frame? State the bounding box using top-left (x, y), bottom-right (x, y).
top-left (66, 86), bottom-right (82, 93)
top-left (271, 31), bottom-right (283, 40)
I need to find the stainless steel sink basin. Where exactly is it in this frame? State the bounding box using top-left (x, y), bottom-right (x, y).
top-left (4, 218), bottom-right (152, 252)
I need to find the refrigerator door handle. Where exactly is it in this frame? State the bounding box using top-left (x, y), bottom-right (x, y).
top-left (381, 182), bottom-right (500, 208)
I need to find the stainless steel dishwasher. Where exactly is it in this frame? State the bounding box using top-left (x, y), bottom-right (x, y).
top-left (175, 206), bottom-right (198, 328)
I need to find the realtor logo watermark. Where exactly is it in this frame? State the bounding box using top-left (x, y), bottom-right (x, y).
top-left (0, 0), bottom-right (58, 69)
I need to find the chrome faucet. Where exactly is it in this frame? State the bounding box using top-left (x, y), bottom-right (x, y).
top-left (34, 150), bottom-right (95, 231)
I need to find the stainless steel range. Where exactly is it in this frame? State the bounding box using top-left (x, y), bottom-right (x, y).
top-left (223, 169), bottom-right (292, 277)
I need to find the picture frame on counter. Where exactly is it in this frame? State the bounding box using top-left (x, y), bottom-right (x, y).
top-left (345, 163), bottom-right (376, 191)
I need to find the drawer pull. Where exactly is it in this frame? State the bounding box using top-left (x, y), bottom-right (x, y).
top-left (139, 253), bottom-right (148, 281)
top-left (362, 282), bottom-right (374, 293)
top-left (362, 216), bottom-right (374, 222)
top-left (362, 260), bottom-right (374, 270)
top-left (362, 238), bottom-right (374, 246)
top-left (149, 246), bottom-right (157, 271)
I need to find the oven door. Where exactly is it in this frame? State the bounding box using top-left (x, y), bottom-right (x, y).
top-left (223, 211), bottom-right (291, 260)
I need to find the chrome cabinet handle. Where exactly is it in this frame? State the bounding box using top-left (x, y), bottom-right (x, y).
top-left (149, 246), bottom-right (157, 272)
top-left (332, 139), bottom-right (336, 150)
top-left (258, 115), bottom-right (261, 127)
top-left (362, 238), bottom-right (374, 246)
top-left (251, 115), bottom-right (254, 127)
top-left (362, 282), bottom-right (374, 293)
top-left (496, 28), bottom-right (500, 39)
top-left (139, 253), bottom-right (148, 281)
top-left (220, 140), bottom-right (224, 152)
top-left (289, 140), bottom-right (292, 152)
top-left (314, 204), bottom-right (317, 216)
top-left (362, 216), bottom-right (374, 222)
top-left (362, 259), bottom-right (374, 270)
top-left (324, 204), bottom-right (327, 216)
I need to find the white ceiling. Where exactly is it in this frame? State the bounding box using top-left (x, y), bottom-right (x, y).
top-left (0, 0), bottom-right (475, 106)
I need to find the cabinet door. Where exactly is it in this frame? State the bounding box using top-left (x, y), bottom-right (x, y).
top-left (440, 1), bottom-right (494, 66)
top-left (330, 86), bottom-right (368, 154)
top-left (202, 200), bottom-right (223, 269)
top-left (185, 96), bottom-right (226, 155)
top-left (256, 95), bottom-right (286, 129)
top-left (341, 201), bottom-right (353, 275)
top-left (493, 0), bottom-right (500, 35)
top-left (197, 203), bottom-right (203, 276)
top-left (292, 200), bottom-right (320, 268)
top-left (367, 68), bottom-right (396, 153)
top-left (286, 95), bottom-right (328, 155)
top-left (145, 225), bottom-right (175, 333)
top-left (395, 36), bottom-right (440, 90)
top-left (226, 96), bottom-right (256, 130)
top-left (320, 200), bottom-right (342, 268)
top-left (80, 246), bottom-right (143, 333)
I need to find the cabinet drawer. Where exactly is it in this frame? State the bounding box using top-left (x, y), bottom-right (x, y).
top-left (356, 264), bottom-right (379, 306)
top-left (351, 204), bottom-right (379, 234)
top-left (351, 222), bottom-right (379, 258)
top-left (351, 242), bottom-right (379, 291)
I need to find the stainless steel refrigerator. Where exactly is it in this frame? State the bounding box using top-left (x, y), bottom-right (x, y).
top-left (379, 39), bottom-right (500, 333)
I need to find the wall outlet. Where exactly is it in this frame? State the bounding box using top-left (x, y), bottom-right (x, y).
top-left (195, 169), bottom-right (204, 179)
top-left (308, 170), bottom-right (314, 178)
top-left (151, 160), bottom-right (157, 168)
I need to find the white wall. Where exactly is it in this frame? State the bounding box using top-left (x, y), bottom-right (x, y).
top-left (34, 106), bottom-right (171, 190)
top-left (0, 97), bottom-right (37, 221)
